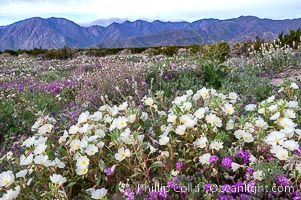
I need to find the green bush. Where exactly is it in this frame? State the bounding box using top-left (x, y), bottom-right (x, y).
top-left (278, 28), bottom-right (301, 49)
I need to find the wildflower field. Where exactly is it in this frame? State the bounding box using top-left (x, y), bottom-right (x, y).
top-left (0, 41), bottom-right (301, 200)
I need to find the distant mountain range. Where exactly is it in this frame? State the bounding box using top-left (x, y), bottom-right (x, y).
top-left (1, 16), bottom-right (301, 51)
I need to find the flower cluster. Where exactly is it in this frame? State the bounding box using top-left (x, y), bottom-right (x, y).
top-left (0, 82), bottom-right (300, 199)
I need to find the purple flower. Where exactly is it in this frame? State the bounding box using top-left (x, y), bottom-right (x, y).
top-left (209, 155), bottom-right (219, 163)
top-left (158, 188), bottom-right (168, 199)
top-left (105, 168), bottom-right (113, 176)
top-left (124, 188), bottom-right (135, 200)
top-left (246, 167), bottom-right (254, 174)
top-left (234, 181), bottom-right (244, 193)
top-left (237, 150), bottom-right (251, 164)
top-left (141, 81), bottom-right (147, 86)
top-left (176, 161), bottom-right (183, 170)
top-left (171, 64), bottom-right (177, 69)
top-left (204, 183), bottom-right (213, 193)
top-left (222, 156), bottom-right (232, 168)
top-left (138, 104), bottom-right (144, 110)
top-left (293, 147), bottom-right (301, 156)
top-left (221, 184), bottom-right (232, 194)
top-left (69, 112), bottom-right (77, 118)
top-left (164, 75), bottom-right (169, 80)
top-left (275, 175), bottom-right (290, 187)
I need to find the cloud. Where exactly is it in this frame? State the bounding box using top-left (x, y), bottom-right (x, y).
top-left (0, 0), bottom-right (300, 25)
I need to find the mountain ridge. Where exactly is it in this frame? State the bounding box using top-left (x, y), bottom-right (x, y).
top-left (1, 16), bottom-right (301, 50)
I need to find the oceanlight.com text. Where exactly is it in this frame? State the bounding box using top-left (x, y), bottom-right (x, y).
top-left (137, 183), bottom-right (297, 194)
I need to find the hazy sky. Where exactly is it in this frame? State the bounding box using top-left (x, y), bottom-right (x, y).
top-left (0, 0), bottom-right (301, 26)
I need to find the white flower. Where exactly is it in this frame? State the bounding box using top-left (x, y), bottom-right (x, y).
top-left (76, 167), bottom-right (88, 175)
top-left (76, 156), bottom-right (90, 169)
top-left (89, 111), bottom-right (103, 121)
top-left (70, 139), bottom-right (82, 151)
top-left (159, 134), bottom-right (170, 146)
top-left (140, 112), bottom-right (148, 121)
top-left (37, 124), bottom-right (53, 135)
top-left (20, 154), bottom-right (33, 166)
top-left (231, 162), bottom-right (241, 172)
top-left (264, 131), bottom-right (286, 146)
top-left (22, 136), bottom-right (36, 147)
top-left (78, 111), bottom-right (90, 124)
top-left (234, 129), bottom-right (246, 140)
top-left (282, 140), bottom-right (299, 151)
top-left (290, 82), bottom-right (299, 89)
top-left (34, 154), bottom-right (49, 165)
top-left (50, 174), bottom-right (67, 186)
top-left (115, 116), bottom-right (128, 130)
top-left (199, 87), bottom-right (209, 98)
top-left (115, 147), bottom-right (131, 161)
top-left (226, 119), bottom-right (234, 130)
top-left (175, 125), bottom-right (186, 135)
top-left (31, 117), bottom-right (44, 131)
top-left (167, 114), bottom-right (177, 124)
top-left (33, 143), bottom-right (47, 155)
top-left (16, 169), bottom-right (28, 178)
top-left (267, 95), bottom-right (275, 103)
top-left (258, 108), bottom-right (265, 114)
top-left (242, 132), bottom-right (254, 143)
top-left (275, 148), bottom-right (289, 160)
top-left (55, 158), bottom-right (65, 168)
top-left (59, 130), bottom-right (69, 144)
top-left (144, 97), bottom-right (154, 106)
top-left (229, 92), bottom-right (238, 100)
top-left (91, 188), bottom-right (108, 199)
top-left (127, 114), bottom-right (136, 123)
top-left (268, 105), bottom-right (278, 112)
top-left (270, 145), bottom-right (285, 154)
top-left (194, 107), bottom-right (207, 119)
top-left (206, 114), bottom-right (222, 127)
top-left (182, 102), bottom-right (192, 111)
top-left (270, 112), bottom-right (280, 120)
top-left (118, 102), bottom-right (128, 111)
top-left (245, 104), bottom-right (257, 111)
top-left (1, 186), bottom-right (20, 199)
top-left (78, 123), bottom-right (91, 134)
top-left (255, 118), bottom-right (268, 129)
top-left (281, 127), bottom-right (295, 138)
top-left (253, 170), bottom-right (264, 181)
top-left (287, 101), bottom-right (299, 109)
top-left (95, 129), bottom-right (105, 138)
top-left (120, 128), bottom-right (134, 144)
top-left (193, 136), bottom-right (208, 149)
top-left (295, 129), bottom-right (301, 136)
top-left (0, 171), bottom-right (15, 187)
top-left (69, 125), bottom-right (79, 134)
top-left (284, 109), bottom-right (296, 119)
top-left (199, 153), bottom-right (211, 165)
top-left (209, 141), bottom-right (224, 151)
top-left (222, 103), bottom-right (235, 115)
top-left (85, 144), bottom-right (99, 156)
top-left (279, 118), bottom-right (296, 128)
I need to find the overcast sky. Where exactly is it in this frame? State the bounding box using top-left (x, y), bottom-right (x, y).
top-left (0, 0), bottom-right (301, 26)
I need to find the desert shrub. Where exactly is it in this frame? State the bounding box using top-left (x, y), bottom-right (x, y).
top-left (44, 46), bottom-right (76, 60)
top-left (222, 57), bottom-right (275, 104)
top-left (200, 61), bottom-right (229, 89)
top-left (145, 62), bottom-right (204, 99)
top-left (3, 49), bottom-right (18, 56)
top-left (278, 28), bottom-right (301, 49)
top-left (159, 46), bottom-right (179, 56)
top-left (250, 40), bottom-right (296, 74)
